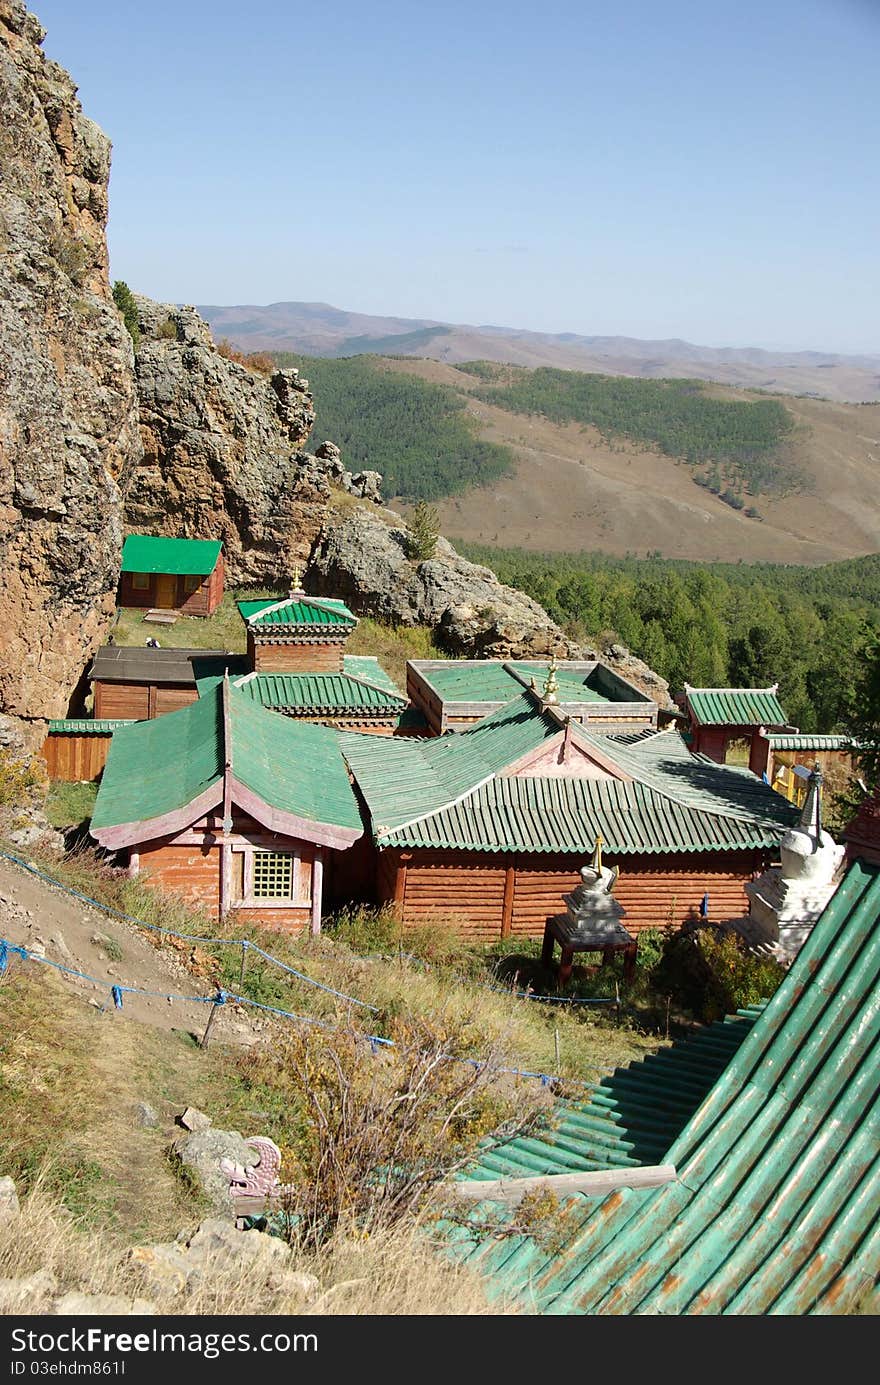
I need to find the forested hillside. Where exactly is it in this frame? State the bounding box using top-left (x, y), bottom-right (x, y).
top-left (273, 353), bottom-right (514, 499)
top-left (463, 364), bottom-right (801, 502)
top-left (459, 545), bottom-right (880, 734)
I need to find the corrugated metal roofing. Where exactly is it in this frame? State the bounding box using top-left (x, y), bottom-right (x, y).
top-left (687, 687), bottom-right (788, 727)
top-left (237, 597), bottom-right (356, 628)
top-left (344, 701), bottom-right (796, 849)
top-left (91, 682), bottom-right (362, 836)
top-left (342, 656), bottom-right (400, 694)
top-left (382, 777), bottom-right (788, 853)
top-left (766, 734), bottom-right (853, 752)
top-left (341, 694), bottom-right (561, 834)
top-left (91, 646), bottom-right (236, 686)
top-left (48, 719), bottom-right (136, 734)
top-left (468, 1012), bottom-right (758, 1179)
top-left (235, 672), bottom-right (407, 714)
top-left (421, 662), bottom-right (609, 706)
top-left (451, 859), bottom-right (880, 1315)
top-left (120, 534), bottom-right (222, 576)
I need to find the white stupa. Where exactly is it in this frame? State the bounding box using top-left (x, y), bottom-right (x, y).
top-left (740, 767), bottom-right (845, 963)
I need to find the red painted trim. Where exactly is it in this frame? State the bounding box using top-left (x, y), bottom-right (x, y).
top-left (91, 781), bottom-right (224, 849)
top-left (229, 776), bottom-right (362, 850)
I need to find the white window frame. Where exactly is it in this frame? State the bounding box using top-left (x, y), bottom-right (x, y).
top-left (231, 843), bottom-right (309, 908)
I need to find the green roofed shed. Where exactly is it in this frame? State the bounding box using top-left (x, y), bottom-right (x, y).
top-left (685, 686), bottom-right (788, 728)
top-left (121, 535), bottom-right (222, 576)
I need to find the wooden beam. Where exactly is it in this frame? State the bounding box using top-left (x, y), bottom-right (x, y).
top-left (311, 847), bottom-right (324, 936)
top-left (452, 1164), bottom-right (677, 1206)
top-left (232, 1164), bottom-right (678, 1220)
top-left (501, 862), bottom-right (515, 938)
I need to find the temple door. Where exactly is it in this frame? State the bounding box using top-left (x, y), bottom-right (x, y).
top-left (155, 573), bottom-right (176, 608)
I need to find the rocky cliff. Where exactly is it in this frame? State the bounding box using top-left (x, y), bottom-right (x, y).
top-left (0, 0), bottom-right (140, 728)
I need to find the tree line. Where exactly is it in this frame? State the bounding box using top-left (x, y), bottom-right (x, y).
top-left (464, 363), bottom-right (802, 500)
top-left (458, 545), bottom-right (880, 735)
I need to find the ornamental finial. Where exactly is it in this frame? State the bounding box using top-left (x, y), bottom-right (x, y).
top-left (543, 654), bottom-right (559, 705)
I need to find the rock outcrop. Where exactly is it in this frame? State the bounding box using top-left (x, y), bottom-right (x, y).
top-left (0, 1), bottom-right (141, 730)
top-left (307, 507), bottom-right (673, 703)
top-left (128, 298), bottom-right (373, 584)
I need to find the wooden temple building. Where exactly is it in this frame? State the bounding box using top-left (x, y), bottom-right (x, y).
top-left (408, 658), bottom-right (658, 735)
top-left (90, 679), bottom-right (364, 931)
top-left (342, 685), bottom-right (797, 942)
top-left (683, 684), bottom-right (790, 765)
top-left (118, 535), bottom-right (225, 616)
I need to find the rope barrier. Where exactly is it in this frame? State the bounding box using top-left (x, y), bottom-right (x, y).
top-left (0, 935), bottom-right (595, 1090)
top-left (0, 848), bottom-right (374, 1012)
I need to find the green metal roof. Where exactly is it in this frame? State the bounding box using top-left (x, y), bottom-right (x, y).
top-left (381, 777), bottom-right (789, 854)
top-left (342, 656), bottom-right (401, 694)
top-left (341, 695), bottom-right (561, 836)
top-left (686, 687), bottom-right (788, 727)
top-left (191, 654), bottom-right (251, 698)
top-left (468, 1012), bottom-right (758, 1180)
top-left (120, 534), bottom-right (222, 576)
top-left (765, 733), bottom-right (853, 752)
top-left (234, 672), bottom-right (407, 716)
top-left (420, 661), bottom-right (610, 706)
top-left (91, 682), bottom-right (362, 838)
top-left (344, 699), bottom-right (795, 849)
top-left (48, 719), bottom-right (136, 734)
top-left (450, 858), bottom-right (880, 1315)
top-left (237, 596), bottom-right (357, 629)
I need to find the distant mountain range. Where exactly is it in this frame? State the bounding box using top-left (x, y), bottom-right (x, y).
top-left (197, 300), bottom-right (880, 403)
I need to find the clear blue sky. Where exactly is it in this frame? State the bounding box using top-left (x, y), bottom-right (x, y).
top-left (34, 0), bottom-right (880, 353)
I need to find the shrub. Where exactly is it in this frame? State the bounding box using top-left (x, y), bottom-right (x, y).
top-left (245, 352), bottom-right (275, 376)
top-left (112, 280), bottom-right (140, 350)
top-left (406, 501), bottom-right (441, 561)
top-left (652, 925), bottom-right (786, 1022)
top-left (156, 317), bottom-right (178, 340)
top-left (235, 1011), bottom-right (549, 1248)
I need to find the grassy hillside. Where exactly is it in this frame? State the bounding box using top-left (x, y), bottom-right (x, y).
top-left (273, 352), bottom-right (515, 499)
top-left (465, 363), bottom-right (801, 502)
top-left (459, 544), bottom-right (880, 734)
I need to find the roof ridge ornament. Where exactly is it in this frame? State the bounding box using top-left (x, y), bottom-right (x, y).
top-left (542, 655), bottom-right (560, 705)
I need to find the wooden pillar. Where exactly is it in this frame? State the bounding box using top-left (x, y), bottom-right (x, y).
top-left (128, 850), bottom-right (140, 878)
top-left (501, 861), bottom-right (515, 939)
top-left (311, 847), bottom-right (324, 936)
top-left (394, 852), bottom-right (409, 918)
top-left (219, 840), bottom-right (231, 916)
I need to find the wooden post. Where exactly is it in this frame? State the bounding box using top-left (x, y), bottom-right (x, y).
top-left (500, 862), bottom-right (515, 939)
top-left (200, 995), bottom-right (224, 1049)
top-left (239, 940), bottom-right (248, 988)
top-left (310, 848), bottom-right (324, 937)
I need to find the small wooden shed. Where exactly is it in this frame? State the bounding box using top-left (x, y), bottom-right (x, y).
top-left (90, 679), bottom-right (364, 934)
top-left (90, 646), bottom-right (248, 721)
top-left (119, 535), bottom-right (224, 616)
top-left (683, 685), bottom-right (790, 764)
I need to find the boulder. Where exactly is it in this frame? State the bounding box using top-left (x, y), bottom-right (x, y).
top-left (173, 1127), bottom-right (253, 1211)
top-left (0, 1269), bottom-right (57, 1312)
top-left (178, 1106), bottom-right (212, 1134)
top-left (53, 1292), bottom-right (156, 1316)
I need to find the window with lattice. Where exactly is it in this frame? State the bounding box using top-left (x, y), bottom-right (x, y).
top-left (252, 851), bottom-right (294, 900)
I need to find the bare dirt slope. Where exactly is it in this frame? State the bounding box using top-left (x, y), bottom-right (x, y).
top-left (381, 359), bottom-right (880, 563)
top-left (0, 852), bottom-right (249, 1043)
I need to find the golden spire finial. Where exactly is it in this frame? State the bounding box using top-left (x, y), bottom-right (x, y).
top-left (592, 833), bottom-right (604, 874)
top-left (289, 563), bottom-right (302, 597)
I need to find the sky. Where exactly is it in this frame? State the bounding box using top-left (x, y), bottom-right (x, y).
top-left (33, 0), bottom-right (880, 354)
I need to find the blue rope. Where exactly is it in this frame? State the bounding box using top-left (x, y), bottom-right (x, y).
top-left (0, 848), bottom-right (371, 1012)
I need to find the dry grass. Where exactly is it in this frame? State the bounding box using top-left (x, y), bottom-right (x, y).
top-left (0, 1184), bottom-right (509, 1315)
top-left (346, 616), bottom-right (446, 689)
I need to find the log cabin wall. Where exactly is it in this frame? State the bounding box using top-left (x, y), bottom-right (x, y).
top-left (252, 641), bottom-right (346, 674)
top-left (118, 556), bottom-right (223, 616)
top-left (376, 847), bottom-right (769, 942)
top-left (94, 681), bottom-right (198, 720)
top-left (40, 733), bottom-right (113, 781)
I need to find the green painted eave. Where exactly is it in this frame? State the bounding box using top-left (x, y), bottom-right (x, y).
top-left (450, 859), bottom-right (880, 1315)
top-left (48, 719), bottom-right (137, 734)
top-left (687, 687), bottom-right (788, 727)
top-left (234, 672), bottom-right (407, 715)
top-left (766, 733), bottom-right (853, 752)
top-left (237, 596), bottom-right (357, 629)
top-left (121, 534), bottom-right (222, 576)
